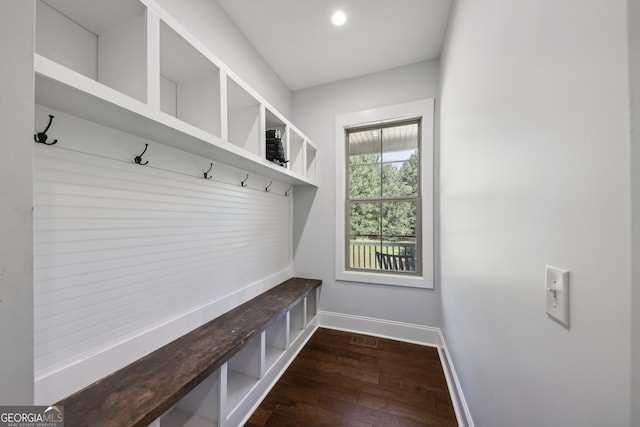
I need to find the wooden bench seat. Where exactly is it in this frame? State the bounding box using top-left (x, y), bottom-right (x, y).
top-left (56, 277), bottom-right (321, 427)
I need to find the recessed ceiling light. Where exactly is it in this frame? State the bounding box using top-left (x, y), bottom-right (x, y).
top-left (332, 10), bottom-right (347, 26)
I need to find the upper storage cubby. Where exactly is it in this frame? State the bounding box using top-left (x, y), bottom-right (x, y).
top-left (36, 0), bottom-right (146, 103)
top-left (160, 21), bottom-right (221, 138)
top-left (227, 77), bottom-right (261, 157)
top-left (265, 109), bottom-right (288, 168)
top-left (288, 128), bottom-right (305, 176)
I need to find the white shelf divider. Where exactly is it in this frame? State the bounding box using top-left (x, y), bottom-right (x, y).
top-left (219, 70), bottom-right (228, 142)
top-left (147, 8), bottom-right (161, 110)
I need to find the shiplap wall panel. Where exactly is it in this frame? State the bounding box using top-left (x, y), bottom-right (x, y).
top-left (34, 142), bottom-right (291, 375)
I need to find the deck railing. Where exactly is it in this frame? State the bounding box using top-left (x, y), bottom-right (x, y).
top-left (349, 241), bottom-right (416, 271)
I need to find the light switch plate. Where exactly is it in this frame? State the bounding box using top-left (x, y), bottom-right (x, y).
top-left (545, 265), bottom-right (569, 328)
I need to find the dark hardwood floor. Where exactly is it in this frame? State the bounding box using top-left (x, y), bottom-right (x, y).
top-left (246, 327), bottom-right (458, 427)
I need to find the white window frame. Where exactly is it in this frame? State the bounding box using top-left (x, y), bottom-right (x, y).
top-left (335, 99), bottom-right (434, 288)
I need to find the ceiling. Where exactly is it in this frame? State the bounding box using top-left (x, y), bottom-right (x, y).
top-left (216, 0), bottom-right (452, 91)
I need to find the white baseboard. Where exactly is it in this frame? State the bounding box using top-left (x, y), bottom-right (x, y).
top-left (317, 310), bottom-right (474, 427)
top-left (34, 268), bottom-right (292, 405)
top-left (437, 331), bottom-right (475, 427)
top-left (317, 310), bottom-right (442, 347)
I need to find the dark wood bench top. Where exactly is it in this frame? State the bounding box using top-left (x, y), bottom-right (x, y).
top-left (56, 277), bottom-right (321, 427)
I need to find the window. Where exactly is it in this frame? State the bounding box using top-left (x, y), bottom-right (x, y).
top-left (346, 120), bottom-right (421, 274)
top-left (335, 99), bottom-right (434, 288)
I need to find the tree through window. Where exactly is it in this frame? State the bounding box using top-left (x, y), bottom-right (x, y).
top-left (346, 119), bottom-right (421, 274)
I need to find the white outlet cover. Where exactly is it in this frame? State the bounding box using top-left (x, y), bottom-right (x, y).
top-left (545, 265), bottom-right (569, 328)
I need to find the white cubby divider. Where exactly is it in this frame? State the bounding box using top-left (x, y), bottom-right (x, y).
top-left (34, 0), bottom-right (318, 187)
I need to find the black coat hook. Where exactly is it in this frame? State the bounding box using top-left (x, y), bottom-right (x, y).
top-left (265, 181), bottom-right (272, 192)
top-left (135, 143), bottom-right (149, 165)
top-left (203, 163), bottom-right (213, 180)
top-left (241, 174), bottom-right (249, 187)
top-left (285, 186), bottom-right (292, 196)
top-left (34, 115), bottom-right (58, 145)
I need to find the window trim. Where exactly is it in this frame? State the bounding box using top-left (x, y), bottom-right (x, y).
top-left (335, 99), bottom-right (434, 288)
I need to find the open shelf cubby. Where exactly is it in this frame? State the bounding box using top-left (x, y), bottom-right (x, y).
top-left (227, 77), bottom-right (261, 157)
top-left (305, 290), bottom-right (318, 326)
top-left (161, 373), bottom-right (219, 427)
top-left (289, 301), bottom-right (305, 346)
top-left (36, 0), bottom-right (147, 103)
top-left (289, 128), bottom-right (305, 176)
top-left (265, 108), bottom-right (288, 169)
top-left (225, 336), bottom-right (261, 418)
top-left (160, 21), bottom-right (221, 137)
top-left (264, 315), bottom-right (288, 374)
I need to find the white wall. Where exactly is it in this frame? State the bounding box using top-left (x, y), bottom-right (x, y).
top-left (439, 1), bottom-right (631, 426)
top-left (629, 0), bottom-right (640, 424)
top-left (154, 0), bottom-right (293, 118)
top-left (292, 60), bottom-right (442, 328)
top-left (0, 0), bottom-right (35, 405)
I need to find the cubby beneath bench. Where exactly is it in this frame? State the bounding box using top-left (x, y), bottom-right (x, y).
top-left (56, 277), bottom-right (321, 427)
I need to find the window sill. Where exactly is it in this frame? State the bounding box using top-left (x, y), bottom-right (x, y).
top-left (336, 269), bottom-right (434, 289)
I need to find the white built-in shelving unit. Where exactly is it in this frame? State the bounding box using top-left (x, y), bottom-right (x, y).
top-left (157, 287), bottom-right (320, 427)
top-left (34, 0), bottom-right (318, 186)
top-left (34, 0), bottom-right (321, 425)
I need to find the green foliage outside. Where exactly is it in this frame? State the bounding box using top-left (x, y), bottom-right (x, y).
top-left (348, 152), bottom-right (418, 244)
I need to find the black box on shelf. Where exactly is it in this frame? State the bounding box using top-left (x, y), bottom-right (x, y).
top-left (265, 129), bottom-right (287, 166)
